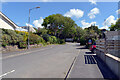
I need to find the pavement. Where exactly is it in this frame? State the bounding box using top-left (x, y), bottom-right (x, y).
top-left (1, 43), bottom-right (118, 79)
top-left (68, 47), bottom-right (118, 79)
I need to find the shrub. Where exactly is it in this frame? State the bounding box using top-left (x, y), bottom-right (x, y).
top-left (2, 29), bottom-right (24, 45)
top-left (42, 34), bottom-right (50, 42)
top-left (15, 30), bottom-right (28, 41)
top-left (57, 39), bottom-right (65, 44)
top-left (51, 36), bottom-right (57, 44)
top-left (39, 36), bottom-right (46, 44)
top-left (18, 41), bottom-right (27, 48)
top-left (2, 34), bottom-right (12, 46)
top-left (2, 41), bottom-right (7, 47)
top-left (29, 33), bottom-right (45, 45)
top-left (80, 37), bottom-right (86, 45)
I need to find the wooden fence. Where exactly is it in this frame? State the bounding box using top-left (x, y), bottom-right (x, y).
top-left (95, 31), bottom-right (120, 79)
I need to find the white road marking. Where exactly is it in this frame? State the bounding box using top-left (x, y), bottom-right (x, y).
top-left (0, 70), bottom-right (15, 78)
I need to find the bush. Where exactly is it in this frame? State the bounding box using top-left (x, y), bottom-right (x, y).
top-left (79, 37), bottom-right (86, 45)
top-left (51, 36), bottom-right (57, 44)
top-left (15, 30), bottom-right (28, 41)
top-left (29, 33), bottom-right (46, 45)
top-left (18, 41), bottom-right (27, 48)
top-left (42, 34), bottom-right (50, 42)
top-left (2, 29), bottom-right (24, 45)
top-left (2, 41), bottom-right (7, 47)
top-left (39, 36), bottom-right (46, 44)
top-left (57, 39), bottom-right (65, 44)
top-left (2, 34), bottom-right (12, 46)
top-left (29, 33), bottom-right (40, 45)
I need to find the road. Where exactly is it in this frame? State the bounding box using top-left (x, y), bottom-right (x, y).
top-left (2, 43), bottom-right (80, 78)
top-left (1, 43), bottom-right (117, 79)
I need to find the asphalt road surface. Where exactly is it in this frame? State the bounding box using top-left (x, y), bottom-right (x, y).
top-left (1, 43), bottom-right (117, 79)
top-left (2, 43), bottom-right (80, 78)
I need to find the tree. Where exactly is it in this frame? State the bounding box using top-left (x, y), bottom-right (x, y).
top-left (42, 14), bottom-right (77, 39)
top-left (84, 25), bottom-right (100, 40)
top-left (42, 14), bottom-right (64, 36)
top-left (36, 28), bottom-right (48, 36)
top-left (109, 18), bottom-right (120, 31)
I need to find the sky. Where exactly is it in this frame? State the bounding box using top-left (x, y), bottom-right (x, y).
top-left (1, 0), bottom-right (120, 29)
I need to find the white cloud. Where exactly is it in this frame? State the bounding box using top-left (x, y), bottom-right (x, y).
top-left (100, 15), bottom-right (117, 29)
top-left (64, 9), bottom-right (84, 18)
top-left (81, 20), bottom-right (99, 29)
top-left (33, 17), bottom-right (44, 28)
top-left (89, 0), bottom-right (97, 5)
top-left (116, 9), bottom-right (120, 14)
top-left (88, 8), bottom-right (100, 19)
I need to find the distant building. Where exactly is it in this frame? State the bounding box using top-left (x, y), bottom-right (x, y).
top-left (21, 26), bottom-right (36, 33)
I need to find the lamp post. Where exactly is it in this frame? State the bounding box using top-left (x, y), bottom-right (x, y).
top-left (27, 6), bottom-right (40, 49)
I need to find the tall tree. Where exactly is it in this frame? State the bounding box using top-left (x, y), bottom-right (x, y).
top-left (42, 14), bottom-right (77, 39)
top-left (109, 18), bottom-right (120, 31)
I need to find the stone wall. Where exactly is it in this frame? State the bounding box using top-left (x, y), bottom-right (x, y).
top-left (2, 44), bottom-right (43, 53)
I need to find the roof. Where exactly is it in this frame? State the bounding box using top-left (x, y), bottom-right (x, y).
top-left (0, 11), bottom-right (19, 29)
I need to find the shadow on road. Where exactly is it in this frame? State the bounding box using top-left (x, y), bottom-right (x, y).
top-left (85, 52), bottom-right (94, 54)
top-left (84, 53), bottom-right (118, 79)
top-left (84, 55), bottom-right (97, 64)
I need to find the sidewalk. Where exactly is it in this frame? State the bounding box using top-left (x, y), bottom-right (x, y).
top-left (68, 48), bottom-right (118, 79)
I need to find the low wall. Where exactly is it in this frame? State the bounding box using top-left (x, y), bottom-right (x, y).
top-left (96, 31), bottom-right (120, 79)
top-left (105, 54), bottom-right (120, 79)
top-left (2, 44), bottom-right (43, 53)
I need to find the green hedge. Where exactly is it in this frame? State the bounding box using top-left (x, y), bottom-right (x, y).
top-left (1, 28), bottom-right (65, 48)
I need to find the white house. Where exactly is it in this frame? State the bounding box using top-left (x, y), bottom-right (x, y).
top-left (0, 11), bottom-right (19, 30)
top-left (0, 11), bottom-right (36, 33)
top-left (21, 26), bottom-right (36, 33)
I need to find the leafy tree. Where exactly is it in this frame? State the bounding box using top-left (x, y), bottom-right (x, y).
top-left (75, 27), bottom-right (85, 41)
top-left (36, 28), bottom-right (48, 36)
top-left (42, 14), bottom-right (77, 39)
top-left (109, 18), bottom-right (120, 31)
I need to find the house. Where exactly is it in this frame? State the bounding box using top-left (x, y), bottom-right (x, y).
top-left (0, 11), bottom-right (19, 30)
top-left (0, 11), bottom-right (36, 32)
top-left (21, 26), bottom-right (36, 33)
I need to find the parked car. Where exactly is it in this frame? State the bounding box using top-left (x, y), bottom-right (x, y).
top-left (89, 42), bottom-right (96, 53)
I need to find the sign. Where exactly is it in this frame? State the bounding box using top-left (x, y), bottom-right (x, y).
top-left (88, 39), bottom-right (92, 44)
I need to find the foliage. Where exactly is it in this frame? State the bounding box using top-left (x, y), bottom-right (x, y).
top-left (51, 36), bottom-right (58, 44)
top-left (29, 33), bottom-right (42, 45)
top-left (42, 14), bottom-right (77, 38)
top-left (2, 34), bottom-right (11, 45)
top-left (42, 34), bottom-right (50, 42)
top-left (15, 30), bottom-right (28, 41)
top-left (84, 25), bottom-right (101, 40)
top-left (57, 38), bottom-right (65, 44)
top-left (18, 41), bottom-right (27, 48)
top-left (109, 18), bottom-right (120, 31)
top-left (36, 28), bottom-right (48, 36)
top-left (1, 29), bottom-right (24, 46)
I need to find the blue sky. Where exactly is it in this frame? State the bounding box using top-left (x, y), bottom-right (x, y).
top-left (2, 1), bottom-right (119, 29)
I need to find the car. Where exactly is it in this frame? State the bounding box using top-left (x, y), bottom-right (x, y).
top-left (90, 42), bottom-right (96, 53)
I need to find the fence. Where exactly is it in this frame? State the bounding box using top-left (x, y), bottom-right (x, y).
top-left (96, 31), bottom-right (120, 79)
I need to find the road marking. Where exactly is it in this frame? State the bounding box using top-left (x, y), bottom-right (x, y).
top-left (0, 70), bottom-right (15, 78)
top-left (2, 47), bottom-right (53, 60)
top-left (65, 50), bottom-right (80, 79)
